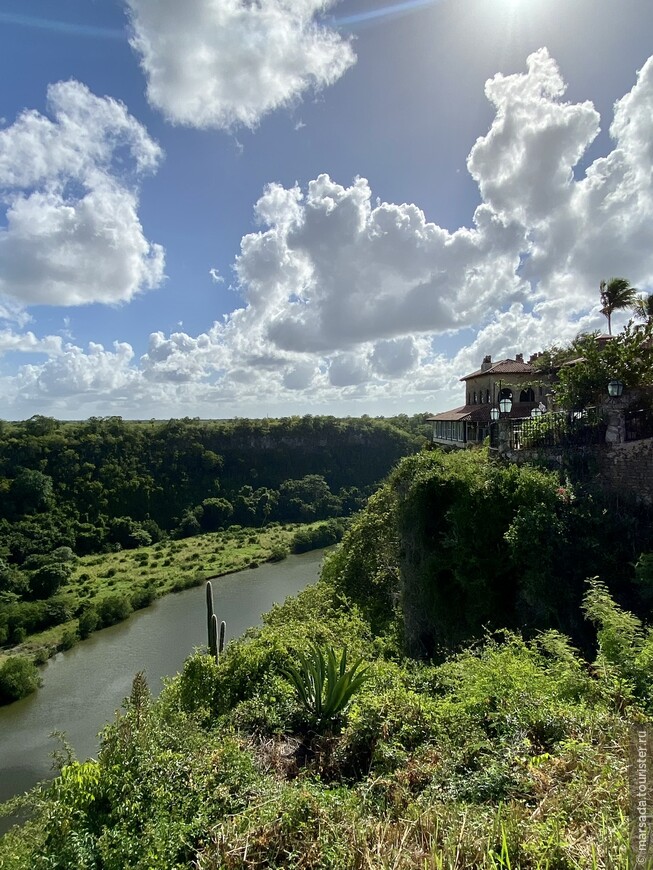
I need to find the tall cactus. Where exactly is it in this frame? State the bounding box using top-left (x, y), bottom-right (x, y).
top-left (206, 581), bottom-right (216, 657)
top-left (206, 580), bottom-right (226, 663)
top-left (210, 613), bottom-right (219, 662)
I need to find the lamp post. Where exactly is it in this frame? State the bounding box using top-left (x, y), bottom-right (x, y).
top-left (499, 395), bottom-right (513, 415)
top-left (605, 379), bottom-right (626, 443)
top-left (490, 379), bottom-right (512, 420)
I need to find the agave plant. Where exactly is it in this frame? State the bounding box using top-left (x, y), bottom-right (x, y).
top-left (283, 643), bottom-right (369, 730)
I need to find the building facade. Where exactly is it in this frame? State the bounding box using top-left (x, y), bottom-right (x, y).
top-left (427, 353), bottom-right (549, 448)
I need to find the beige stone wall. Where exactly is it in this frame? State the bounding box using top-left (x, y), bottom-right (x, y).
top-left (464, 372), bottom-right (543, 406)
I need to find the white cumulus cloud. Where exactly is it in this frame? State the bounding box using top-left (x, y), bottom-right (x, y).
top-left (125, 0), bottom-right (356, 129)
top-left (16, 341), bottom-right (137, 400)
top-left (0, 81), bottom-right (164, 307)
top-left (5, 50), bottom-right (653, 419)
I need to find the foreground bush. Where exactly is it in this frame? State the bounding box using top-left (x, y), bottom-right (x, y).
top-left (2, 447), bottom-right (651, 867)
top-left (1, 572), bottom-right (649, 867)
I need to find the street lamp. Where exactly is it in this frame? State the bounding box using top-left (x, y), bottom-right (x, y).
top-left (530, 407), bottom-right (543, 418)
top-left (490, 406), bottom-right (500, 421)
top-left (607, 379), bottom-right (624, 398)
top-left (499, 395), bottom-right (513, 414)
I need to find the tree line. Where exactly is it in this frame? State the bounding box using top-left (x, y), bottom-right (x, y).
top-left (0, 414), bottom-right (424, 604)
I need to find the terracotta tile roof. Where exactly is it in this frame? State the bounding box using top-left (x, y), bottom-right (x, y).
top-left (461, 358), bottom-right (534, 381)
top-left (427, 401), bottom-right (541, 423)
top-left (426, 406), bottom-right (471, 422)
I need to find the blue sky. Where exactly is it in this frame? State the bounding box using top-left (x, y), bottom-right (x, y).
top-left (0, 0), bottom-right (652, 419)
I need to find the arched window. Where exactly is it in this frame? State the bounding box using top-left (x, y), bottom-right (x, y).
top-left (473, 391), bottom-right (477, 404)
top-left (468, 392), bottom-right (471, 405)
top-left (519, 387), bottom-right (535, 402)
top-left (486, 389), bottom-right (490, 403)
top-left (499, 388), bottom-right (512, 400)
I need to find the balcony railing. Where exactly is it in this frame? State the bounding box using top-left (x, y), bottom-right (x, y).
top-left (625, 408), bottom-right (653, 442)
top-left (490, 408), bottom-right (606, 451)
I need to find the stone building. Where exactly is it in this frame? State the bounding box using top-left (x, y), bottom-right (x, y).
top-left (427, 353), bottom-right (549, 448)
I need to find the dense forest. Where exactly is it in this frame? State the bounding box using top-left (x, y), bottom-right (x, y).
top-left (0, 414), bottom-right (426, 672)
top-left (0, 415), bottom-right (425, 563)
top-left (3, 447), bottom-right (652, 867)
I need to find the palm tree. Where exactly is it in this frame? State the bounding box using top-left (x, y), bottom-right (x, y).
top-left (633, 293), bottom-right (653, 326)
top-left (599, 277), bottom-right (638, 335)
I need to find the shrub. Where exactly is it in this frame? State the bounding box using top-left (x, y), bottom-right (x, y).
top-left (51, 546), bottom-right (76, 563)
top-left (291, 519), bottom-right (345, 554)
top-left (59, 629), bottom-right (78, 651)
top-left (131, 584), bottom-right (157, 610)
top-left (96, 594), bottom-right (132, 627)
top-left (0, 656), bottom-right (41, 703)
top-left (29, 562), bottom-right (72, 599)
top-left (268, 543), bottom-right (289, 562)
top-left (33, 647), bottom-right (50, 665)
top-left (45, 596), bottom-right (73, 625)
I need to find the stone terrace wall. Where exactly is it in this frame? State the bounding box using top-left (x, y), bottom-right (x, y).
top-left (597, 437), bottom-right (653, 505)
top-left (500, 438), bottom-right (653, 505)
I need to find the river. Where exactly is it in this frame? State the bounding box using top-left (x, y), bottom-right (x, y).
top-left (0, 548), bottom-right (325, 816)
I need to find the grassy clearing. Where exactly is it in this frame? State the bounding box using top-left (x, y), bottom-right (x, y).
top-left (7, 522), bottom-right (329, 664)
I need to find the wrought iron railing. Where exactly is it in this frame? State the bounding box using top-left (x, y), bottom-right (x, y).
top-left (490, 405), bottom-right (653, 451)
top-left (625, 408), bottom-right (653, 442)
top-left (502, 408), bottom-right (606, 450)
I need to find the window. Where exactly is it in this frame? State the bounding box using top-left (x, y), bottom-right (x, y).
top-left (519, 387), bottom-right (535, 402)
top-left (473, 391), bottom-right (477, 404)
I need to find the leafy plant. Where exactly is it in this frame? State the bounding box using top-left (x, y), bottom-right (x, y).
top-left (283, 642), bottom-right (369, 729)
top-left (554, 321), bottom-right (653, 410)
top-left (0, 655), bottom-right (41, 703)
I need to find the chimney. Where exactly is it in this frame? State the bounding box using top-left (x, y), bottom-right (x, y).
top-left (515, 353), bottom-right (524, 363)
top-left (480, 354), bottom-right (492, 372)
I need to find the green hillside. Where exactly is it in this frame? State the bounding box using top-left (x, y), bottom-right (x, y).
top-left (2, 448), bottom-right (652, 868)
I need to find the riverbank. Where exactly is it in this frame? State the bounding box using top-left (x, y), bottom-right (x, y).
top-left (1, 556), bottom-right (641, 867)
top-left (0, 520), bottom-right (345, 679)
top-left (0, 548), bottom-right (328, 823)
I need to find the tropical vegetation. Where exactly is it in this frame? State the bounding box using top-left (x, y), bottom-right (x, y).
top-left (0, 414), bottom-right (426, 701)
top-left (0, 519), bottom-right (347, 703)
top-left (633, 292), bottom-right (653, 326)
top-left (2, 448), bottom-right (652, 867)
top-left (533, 319), bottom-right (653, 410)
top-left (599, 276), bottom-right (638, 335)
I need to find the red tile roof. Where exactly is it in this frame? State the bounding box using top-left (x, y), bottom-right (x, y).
top-left (461, 358), bottom-right (535, 381)
top-left (427, 401), bottom-right (541, 423)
